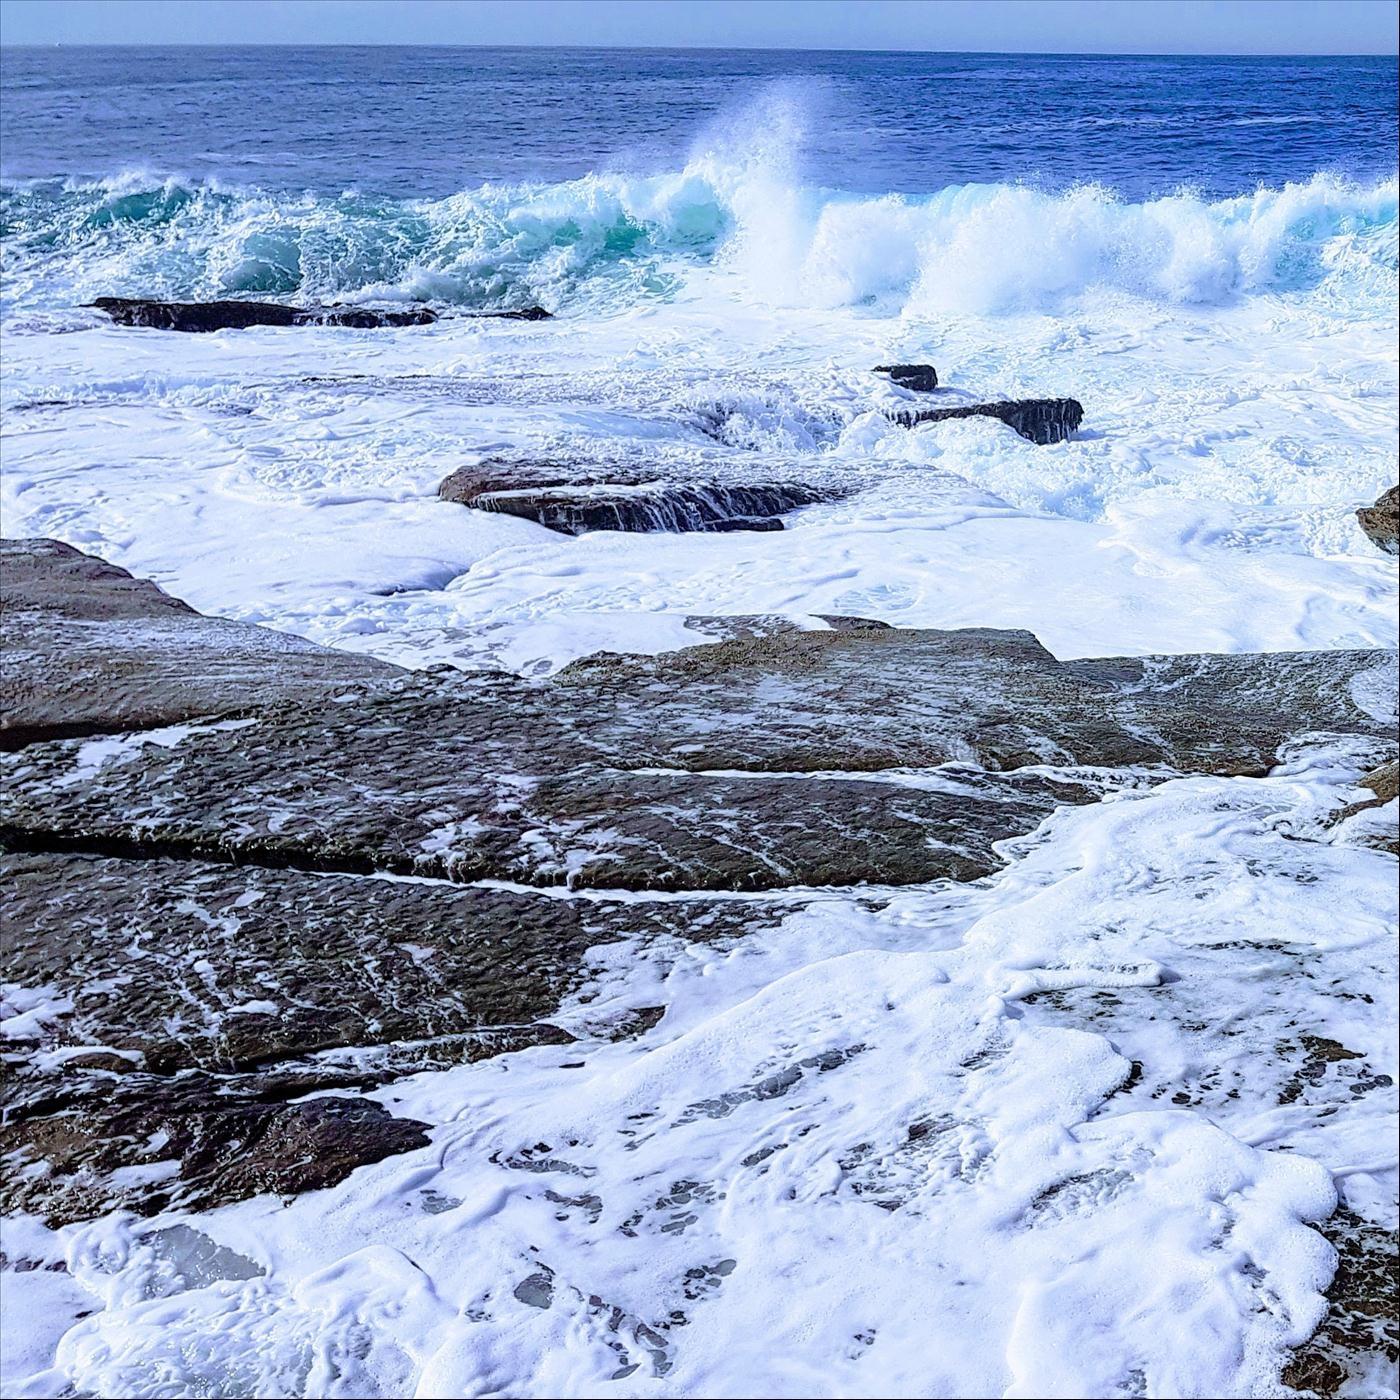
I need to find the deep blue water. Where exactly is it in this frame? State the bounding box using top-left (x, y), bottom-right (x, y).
top-left (2, 46), bottom-right (1396, 199)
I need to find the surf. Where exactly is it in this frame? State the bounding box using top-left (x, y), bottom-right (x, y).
top-left (2, 165), bottom-right (1395, 318)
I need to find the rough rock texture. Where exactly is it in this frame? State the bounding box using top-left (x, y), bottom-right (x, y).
top-left (1328, 760), bottom-right (1400, 854)
top-left (4, 1069), bottom-right (434, 1225)
top-left (0, 538), bottom-right (392, 748)
top-left (0, 849), bottom-right (765, 1222)
top-left (3, 542), bottom-right (1395, 1227)
top-left (1356, 485), bottom-right (1399, 556)
top-left (4, 547), bottom-right (1392, 892)
top-left (887, 397), bottom-right (1084, 444)
top-left (873, 363), bottom-right (939, 392)
top-left (439, 464), bottom-right (830, 534)
top-left (1280, 1210), bottom-right (1399, 1399)
top-left (90, 298), bottom-right (553, 331)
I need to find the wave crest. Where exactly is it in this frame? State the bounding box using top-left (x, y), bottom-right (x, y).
top-left (2, 162), bottom-right (1394, 317)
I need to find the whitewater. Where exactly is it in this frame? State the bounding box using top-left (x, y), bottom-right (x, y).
top-left (2, 70), bottom-right (1397, 1400)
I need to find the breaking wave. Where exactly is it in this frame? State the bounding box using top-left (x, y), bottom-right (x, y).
top-left (2, 162), bottom-right (1394, 317)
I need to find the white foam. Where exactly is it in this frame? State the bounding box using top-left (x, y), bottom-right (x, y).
top-left (6, 755), bottom-right (1393, 1398)
top-left (3, 147), bottom-right (1394, 317)
top-left (1, 270), bottom-right (1394, 674)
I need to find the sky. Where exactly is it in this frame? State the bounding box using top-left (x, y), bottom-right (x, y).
top-left (0, 0), bottom-right (1395, 55)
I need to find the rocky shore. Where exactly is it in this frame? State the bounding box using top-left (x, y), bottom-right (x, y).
top-left (2, 536), bottom-right (1395, 1395)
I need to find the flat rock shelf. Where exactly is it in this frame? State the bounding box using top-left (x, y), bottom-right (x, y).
top-left (2, 537), bottom-right (1395, 1276)
top-left (0, 537), bottom-right (1394, 1400)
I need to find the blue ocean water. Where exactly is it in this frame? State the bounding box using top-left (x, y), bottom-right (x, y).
top-left (2, 46), bottom-right (1396, 197)
top-left (0, 46), bottom-right (1396, 313)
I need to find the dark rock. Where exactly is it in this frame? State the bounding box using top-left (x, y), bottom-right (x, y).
top-left (2, 1067), bottom-right (432, 1224)
top-left (91, 297), bottom-right (438, 331)
top-left (3, 541), bottom-right (1396, 1227)
top-left (0, 747), bottom-right (1097, 894)
top-left (487, 305), bottom-right (552, 321)
top-left (0, 847), bottom-right (776, 1221)
top-left (3, 852), bottom-right (601, 1075)
top-left (3, 547), bottom-right (1392, 893)
top-left (1356, 486), bottom-right (1399, 556)
top-left (314, 305), bottom-right (440, 328)
top-left (1281, 1209), bottom-right (1398, 1398)
top-left (93, 297), bottom-right (300, 330)
top-left (874, 363), bottom-right (939, 392)
top-left (439, 465), bottom-right (830, 535)
top-left (887, 397), bottom-right (1084, 445)
top-left (0, 538), bottom-right (393, 749)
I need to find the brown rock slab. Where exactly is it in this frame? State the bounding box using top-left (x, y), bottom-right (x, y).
top-left (0, 538), bottom-right (395, 749)
top-left (1356, 485), bottom-right (1399, 556)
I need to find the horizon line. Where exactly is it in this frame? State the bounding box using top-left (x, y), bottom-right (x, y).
top-left (2, 41), bottom-right (1395, 58)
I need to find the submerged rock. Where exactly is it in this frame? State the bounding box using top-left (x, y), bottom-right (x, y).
top-left (1281, 1209), bottom-right (1399, 1399)
top-left (0, 848), bottom-right (768, 1221)
top-left (1356, 485), bottom-right (1399, 556)
top-left (91, 297), bottom-right (439, 331)
top-left (888, 397), bottom-right (1084, 444)
top-left (439, 464), bottom-right (830, 534)
top-left (874, 363), bottom-right (940, 392)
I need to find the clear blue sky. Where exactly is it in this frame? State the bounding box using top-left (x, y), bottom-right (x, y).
top-left (0, 0), bottom-right (1395, 55)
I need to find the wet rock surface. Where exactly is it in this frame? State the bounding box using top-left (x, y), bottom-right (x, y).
top-left (91, 296), bottom-right (441, 331)
top-left (1356, 485), bottom-right (1399, 556)
top-left (2, 542), bottom-right (1395, 1228)
top-left (887, 396), bottom-right (1084, 444)
top-left (439, 462), bottom-right (831, 534)
top-left (0, 538), bottom-right (391, 748)
top-left (873, 363), bottom-right (939, 392)
top-left (0, 849), bottom-right (768, 1222)
top-left (4, 552), bottom-right (1391, 891)
top-left (4, 1070), bottom-right (434, 1225)
top-left (1280, 1210), bottom-right (1399, 1398)
top-left (1328, 759), bottom-right (1400, 854)
top-left (90, 298), bottom-right (553, 331)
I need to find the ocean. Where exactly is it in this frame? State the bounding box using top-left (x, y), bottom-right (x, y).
top-left (1, 46), bottom-right (1395, 669)
top-left (0, 45), bottom-right (1397, 1400)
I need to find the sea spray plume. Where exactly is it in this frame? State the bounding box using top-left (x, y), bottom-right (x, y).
top-left (681, 79), bottom-right (826, 304)
top-left (697, 171), bottom-right (1398, 314)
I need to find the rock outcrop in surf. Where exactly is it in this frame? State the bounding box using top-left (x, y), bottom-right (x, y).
top-left (439, 464), bottom-right (831, 534)
top-left (90, 297), bottom-right (553, 331)
top-left (1357, 485), bottom-right (1399, 556)
top-left (887, 397), bottom-right (1084, 444)
top-left (874, 363), bottom-right (939, 392)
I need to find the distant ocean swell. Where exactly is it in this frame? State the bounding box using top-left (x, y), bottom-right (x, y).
top-left (2, 166), bottom-right (1395, 317)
